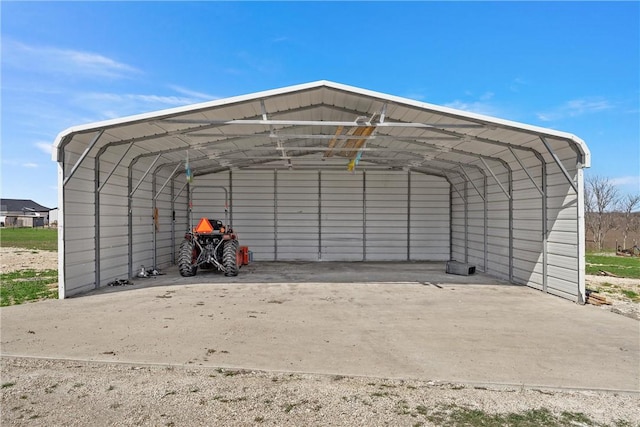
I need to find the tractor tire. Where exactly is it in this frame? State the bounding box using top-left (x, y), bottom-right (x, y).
top-left (223, 239), bottom-right (239, 277)
top-left (178, 239), bottom-right (198, 277)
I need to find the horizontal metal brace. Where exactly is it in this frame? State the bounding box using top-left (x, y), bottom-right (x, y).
top-left (539, 136), bottom-right (578, 193)
top-left (153, 162), bottom-right (182, 201)
top-left (508, 146), bottom-right (544, 196)
top-left (129, 153), bottom-right (161, 198)
top-left (160, 118), bottom-right (483, 129)
top-left (64, 129), bottom-right (104, 187)
top-left (480, 157), bottom-right (511, 200)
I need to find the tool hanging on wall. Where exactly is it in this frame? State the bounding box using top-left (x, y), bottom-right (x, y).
top-left (185, 150), bottom-right (193, 184)
top-left (153, 207), bottom-right (159, 232)
top-left (347, 145), bottom-right (365, 172)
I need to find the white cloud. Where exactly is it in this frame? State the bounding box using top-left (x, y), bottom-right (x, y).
top-left (536, 98), bottom-right (613, 121)
top-left (444, 100), bottom-right (500, 117)
top-left (168, 85), bottom-right (217, 101)
top-left (3, 39), bottom-right (141, 79)
top-left (403, 93), bottom-right (426, 101)
top-left (611, 175), bottom-right (640, 189)
top-left (35, 142), bottom-right (53, 155)
top-left (72, 90), bottom-right (215, 120)
top-left (22, 162), bottom-right (39, 168)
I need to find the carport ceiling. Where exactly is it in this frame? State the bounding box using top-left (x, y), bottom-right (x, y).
top-left (54, 80), bottom-right (590, 178)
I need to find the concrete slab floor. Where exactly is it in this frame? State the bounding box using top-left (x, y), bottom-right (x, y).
top-left (1, 262), bottom-right (638, 392)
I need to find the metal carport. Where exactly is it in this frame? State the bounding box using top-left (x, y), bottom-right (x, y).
top-left (53, 81), bottom-right (590, 302)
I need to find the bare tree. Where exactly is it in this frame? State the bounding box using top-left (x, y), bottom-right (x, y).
top-left (617, 193), bottom-right (640, 249)
top-left (584, 175), bottom-right (619, 251)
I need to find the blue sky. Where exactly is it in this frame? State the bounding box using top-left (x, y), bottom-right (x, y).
top-left (2, 1), bottom-right (638, 209)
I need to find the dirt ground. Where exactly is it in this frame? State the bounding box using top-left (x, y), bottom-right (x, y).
top-left (0, 247), bottom-right (58, 273)
top-left (1, 248), bottom-right (639, 426)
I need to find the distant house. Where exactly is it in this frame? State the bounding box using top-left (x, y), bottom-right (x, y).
top-left (0, 199), bottom-right (51, 227)
top-left (49, 207), bottom-right (59, 226)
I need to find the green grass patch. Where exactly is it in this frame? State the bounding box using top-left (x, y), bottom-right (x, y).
top-left (0, 228), bottom-right (57, 251)
top-left (0, 269), bottom-right (58, 306)
top-left (585, 254), bottom-right (640, 279)
top-left (416, 404), bottom-right (612, 427)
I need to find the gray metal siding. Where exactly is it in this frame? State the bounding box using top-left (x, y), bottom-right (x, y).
top-left (365, 171), bottom-right (407, 261)
top-left (409, 173), bottom-right (450, 261)
top-left (321, 171), bottom-right (364, 261)
top-left (234, 170), bottom-right (276, 261)
top-left (276, 170), bottom-right (317, 261)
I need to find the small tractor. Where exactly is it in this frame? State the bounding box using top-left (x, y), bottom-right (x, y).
top-left (178, 217), bottom-right (241, 277)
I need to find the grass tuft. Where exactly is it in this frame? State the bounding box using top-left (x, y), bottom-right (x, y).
top-left (0, 269), bottom-right (58, 306)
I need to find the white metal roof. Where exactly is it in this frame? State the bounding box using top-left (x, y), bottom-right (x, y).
top-left (53, 80), bottom-right (590, 180)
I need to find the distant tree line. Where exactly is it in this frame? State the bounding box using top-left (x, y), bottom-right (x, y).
top-left (585, 175), bottom-right (640, 251)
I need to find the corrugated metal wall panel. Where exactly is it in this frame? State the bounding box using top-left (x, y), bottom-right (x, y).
top-left (365, 171), bottom-right (407, 261)
top-left (131, 172), bottom-right (154, 273)
top-left (544, 162), bottom-right (580, 299)
top-left (153, 168), bottom-right (176, 269)
top-left (191, 173), bottom-right (230, 222)
top-left (61, 152), bottom-right (97, 296)
top-left (449, 175), bottom-right (466, 263)
top-left (321, 171), bottom-right (364, 261)
top-left (409, 173), bottom-right (450, 260)
top-left (509, 155), bottom-right (544, 291)
top-left (276, 170), bottom-right (317, 261)
top-left (233, 170), bottom-right (276, 261)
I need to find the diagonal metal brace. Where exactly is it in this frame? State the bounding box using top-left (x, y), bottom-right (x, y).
top-left (539, 136), bottom-right (578, 193)
top-left (508, 146), bottom-right (544, 196)
top-left (64, 129), bottom-right (104, 187)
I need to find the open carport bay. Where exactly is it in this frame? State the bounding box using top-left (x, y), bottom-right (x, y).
top-left (1, 262), bottom-right (638, 392)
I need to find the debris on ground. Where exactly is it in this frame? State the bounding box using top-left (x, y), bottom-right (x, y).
top-left (597, 270), bottom-right (620, 277)
top-left (585, 291), bottom-right (611, 306)
top-left (107, 279), bottom-right (133, 286)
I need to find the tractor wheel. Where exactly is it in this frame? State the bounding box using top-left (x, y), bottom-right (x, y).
top-left (178, 239), bottom-right (198, 277)
top-left (223, 239), bottom-right (239, 277)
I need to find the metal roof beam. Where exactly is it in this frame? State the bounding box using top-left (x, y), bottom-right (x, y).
top-left (160, 118), bottom-right (483, 129)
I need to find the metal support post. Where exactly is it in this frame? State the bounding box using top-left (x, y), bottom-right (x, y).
top-left (171, 178), bottom-right (175, 265)
top-left (363, 171), bottom-right (367, 261)
top-left (318, 171), bottom-right (322, 261)
top-left (152, 173), bottom-right (157, 269)
top-left (407, 170), bottom-right (411, 261)
top-left (483, 173), bottom-right (488, 272)
top-left (274, 170), bottom-right (278, 261)
top-left (576, 168), bottom-right (586, 304)
top-left (94, 152), bottom-right (101, 289)
top-left (464, 180), bottom-right (468, 263)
